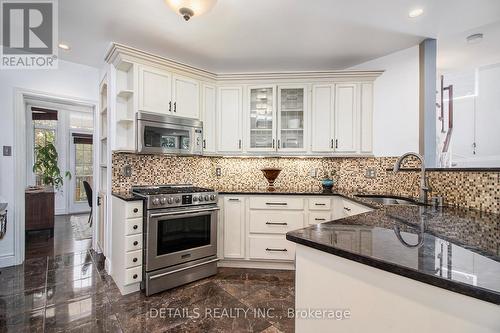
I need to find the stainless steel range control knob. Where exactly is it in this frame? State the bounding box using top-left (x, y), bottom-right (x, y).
top-left (198, 196), bottom-right (204, 202)
top-left (204, 195), bottom-right (209, 201)
top-left (175, 197), bottom-right (181, 203)
top-left (152, 198), bottom-right (160, 206)
top-left (193, 196), bottom-right (198, 202)
top-left (167, 197), bottom-right (174, 204)
top-left (210, 194), bottom-right (216, 201)
top-left (160, 197), bottom-right (167, 204)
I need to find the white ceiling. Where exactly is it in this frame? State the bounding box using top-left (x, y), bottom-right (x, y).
top-left (58, 0), bottom-right (500, 72)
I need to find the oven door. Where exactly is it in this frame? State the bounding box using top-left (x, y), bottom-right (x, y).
top-left (145, 205), bottom-right (218, 272)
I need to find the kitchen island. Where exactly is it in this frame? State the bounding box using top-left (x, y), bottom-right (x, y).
top-left (286, 204), bottom-right (500, 333)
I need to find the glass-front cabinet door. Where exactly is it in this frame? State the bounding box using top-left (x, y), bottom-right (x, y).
top-left (248, 86), bottom-right (276, 151)
top-left (278, 86), bottom-right (306, 151)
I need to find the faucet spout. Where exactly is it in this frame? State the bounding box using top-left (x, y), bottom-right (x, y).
top-left (393, 152), bottom-right (430, 204)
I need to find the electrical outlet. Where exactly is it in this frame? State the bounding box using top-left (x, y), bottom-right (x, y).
top-left (365, 168), bottom-right (376, 178)
top-left (122, 165), bottom-right (132, 177)
top-left (2, 146), bottom-right (12, 156)
top-left (309, 168), bottom-right (318, 178)
top-left (215, 167), bottom-right (222, 177)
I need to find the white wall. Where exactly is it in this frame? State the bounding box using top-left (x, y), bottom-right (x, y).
top-left (349, 46), bottom-right (420, 156)
top-left (0, 60), bottom-right (99, 267)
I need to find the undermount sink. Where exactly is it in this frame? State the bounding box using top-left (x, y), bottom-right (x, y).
top-left (354, 194), bottom-right (420, 206)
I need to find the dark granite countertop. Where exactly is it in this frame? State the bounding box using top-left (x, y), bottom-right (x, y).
top-left (112, 191), bottom-right (144, 201)
top-left (286, 204), bottom-right (500, 304)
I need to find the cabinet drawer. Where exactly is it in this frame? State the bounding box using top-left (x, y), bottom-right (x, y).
top-left (125, 234), bottom-right (142, 252)
top-left (126, 201), bottom-right (143, 219)
top-left (125, 250), bottom-right (142, 268)
top-left (249, 236), bottom-right (296, 261)
top-left (308, 198), bottom-right (331, 210)
top-left (249, 211), bottom-right (304, 234)
top-left (249, 197), bottom-right (304, 210)
top-left (124, 266), bottom-right (142, 285)
top-left (342, 199), bottom-right (372, 216)
top-left (308, 212), bottom-right (332, 225)
top-left (125, 218), bottom-right (142, 236)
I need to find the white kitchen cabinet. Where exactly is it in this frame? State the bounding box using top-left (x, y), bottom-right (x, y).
top-left (247, 86), bottom-right (277, 151)
top-left (218, 86), bottom-right (243, 153)
top-left (202, 84), bottom-right (217, 153)
top-left (138, 65), bottom-right (172, 114)
top-left (222, 197), bottom-right (245, 259)
top-left (172, 74), bottom-right (200, 119)
top-left (335, 84), bottom-right (357, 153)
top-left (360, 83), bottom-right (374, 153)
top-left (311, 84), bottom-right (335, 152)
top-left (278, 85), bottom-right (307, 151)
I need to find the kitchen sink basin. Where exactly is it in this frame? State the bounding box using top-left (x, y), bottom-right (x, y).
top-left (354, 194), bottom-right (420, 206)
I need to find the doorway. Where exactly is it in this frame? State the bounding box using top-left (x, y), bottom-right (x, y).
top-left (22, 95), bottom-right (96, 259)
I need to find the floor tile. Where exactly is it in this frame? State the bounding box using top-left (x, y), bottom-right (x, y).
top-left (0, 288), bottom-right (46, 319)
top-left (0, 309), bottom-right (45, 333)
top-left (0, 271), bottom-right (47, 297)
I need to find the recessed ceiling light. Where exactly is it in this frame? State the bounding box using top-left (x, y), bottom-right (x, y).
top-left (408, 8), bottom-right (424, 18)
top-left (466, 33), bottom-right (483, 44)
top-left (58, 43), bottom-right (71, 50)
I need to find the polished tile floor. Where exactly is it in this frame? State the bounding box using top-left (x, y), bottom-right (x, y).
top-left (0, 250), bottom-right (295, 332)
top-left (25, 214), bottom-right (92, 259)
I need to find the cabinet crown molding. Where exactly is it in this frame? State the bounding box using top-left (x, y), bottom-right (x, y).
top-left (105, 43), bottom-right (384, 82)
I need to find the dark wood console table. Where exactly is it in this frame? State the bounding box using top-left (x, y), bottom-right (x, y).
top-left (25, 188), bottom-right (54, 236)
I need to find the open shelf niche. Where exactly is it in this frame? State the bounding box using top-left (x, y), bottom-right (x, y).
top-left (114, 61), bottom-right (136, 151)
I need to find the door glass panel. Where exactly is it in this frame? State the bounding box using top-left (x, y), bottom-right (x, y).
top-left (280, 88), bottom-right (304, 149)
top-left (74, 142), bottom-right (93, 202)
top-left (157, 215), bottom-right (211, 255)
top-left (250, 87), bottom-right (273, 148)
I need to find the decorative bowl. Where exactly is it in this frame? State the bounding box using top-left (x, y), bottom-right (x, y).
top-left (260, 168), bottom-right (282, 191)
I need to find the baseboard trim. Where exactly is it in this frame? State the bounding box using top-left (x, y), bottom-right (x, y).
top-left (218, 259), bottom-right (295, 270)
top-left (0, 254), bottom-right (17, 268)
top-left (105, 257), bottom-right (112, 275)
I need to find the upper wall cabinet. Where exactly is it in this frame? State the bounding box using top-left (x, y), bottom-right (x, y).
top-left (202, 84), bottom-right (217, 154)
top-left (247, 86), bottom-right (276, 151)
top-left (138, 65), bottom-right (200, 119)
top-left (218, 86), bottom-right (243, 153)
top-left (311, 83), bottom-right (373, 154)
top-left (278, 86), bottom-right (307, 151)
top-left (138, 66), bottom-right (172, 114)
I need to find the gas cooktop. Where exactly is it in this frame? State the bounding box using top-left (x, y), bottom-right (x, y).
top-left (132, 185), bottom-right (213, 195)
top-left (132, 185), bottom-right (217, 209)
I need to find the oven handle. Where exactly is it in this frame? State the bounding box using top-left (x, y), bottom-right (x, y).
top-left (150, 207), bottom-right (219, 218)
top-left (150, 258), bottom-right (219, 280)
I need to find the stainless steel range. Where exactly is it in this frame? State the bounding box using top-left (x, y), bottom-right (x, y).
top-left (132, 184), bottom-right (219, 296)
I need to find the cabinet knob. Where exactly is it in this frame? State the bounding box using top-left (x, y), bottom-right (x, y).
top-left (133, 274), bottom-right (138, 279)
top-left (133, 225), bottom-right (138, 230)
top-left (133, 258), bottom-right (138, 263)
top-left (133, 241), bottom-right (138, 246)
top-left (133, 208), bottom-right (138, 213)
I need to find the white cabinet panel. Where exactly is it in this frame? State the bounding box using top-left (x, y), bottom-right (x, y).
top-left (249, 211), bottom-right (304, 234)
top-left (278, 86), bottom-right (307, 151)
top-left (247, 86), bottom-right (276, 151)
top-left (249, 236), bottom-right (296, 261)
top-left (223, 197), bottom-right (245, 258)
top-left (138, 66), bottom-right (171, 113)
top-left (249, 196), bottom-right (304, 210)
top-left (360, 83), bottom-right (373, 153)
top-left (172, 75), bottom-right (200, 119)
top-left (308, 212), bottom-right (332, 225)
top-left (308, 198), bottom-right (331, 210)
top-left (218, 86), bottom-right (243, 152)
top-left (202, 84), bottom-right (217, 153)
top-left (335, 84), bottom-right (357, 153)
top-left (311, 84), bottom-right (334, 152)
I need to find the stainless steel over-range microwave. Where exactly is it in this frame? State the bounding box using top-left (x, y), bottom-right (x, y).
top-left (136, 111), bottom-right (203, 155)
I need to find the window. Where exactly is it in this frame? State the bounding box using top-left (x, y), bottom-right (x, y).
top-left (74, 138), bottom-right (93, 202)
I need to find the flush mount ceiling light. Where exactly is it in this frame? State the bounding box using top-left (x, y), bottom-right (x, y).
top-left (165, 0), bottom-right (217, 21)
top-left (58, 43), bottom-right (71, 50)
top-left (408, 8), bottom-right (424, 18)
top-left (466, 33), bottom-right (484, 44)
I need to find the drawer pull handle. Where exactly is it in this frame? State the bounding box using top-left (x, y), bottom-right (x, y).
top-left (266, 222), bottom-right (287, 226)
top-left (228, 198), bottom-right (240, 201)
top-left (133, 225), bottom-right (138, 230)
top-left (315, 203), bottom-right (326, 206)
top-left (265, 248), bottom-right (288, 252)
top-left (133, 208), bottom-right (139, 213)
top-left (343, 207), bottom-right (352, 212)
top-left (315, 218), bottom-right (326, 221)
top-left (133, 241), bottom-right (139, 246)
top-left (133, 258), bottom-right (138, 263)
top-left (133, 274), bottom-right (138, 279)
top-left (265, 202), bottom-right (287, 206)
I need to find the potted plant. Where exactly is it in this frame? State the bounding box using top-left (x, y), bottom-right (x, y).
top-left (33, 142), bottom-right (71, 190)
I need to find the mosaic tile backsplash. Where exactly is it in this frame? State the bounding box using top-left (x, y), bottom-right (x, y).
top-left (112, 153), bottom-right (500, 214)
